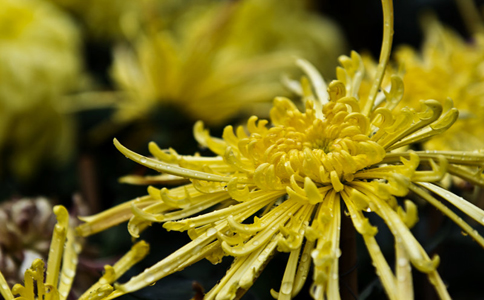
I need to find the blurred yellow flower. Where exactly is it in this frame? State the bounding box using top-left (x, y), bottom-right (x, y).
top-left (47, 0), bottom-right (141, 41)
top-left (0, 205), bottom-right (149, 300)
top-left (394, 16), bottom-right (484, 151)
top-left (77, 1), bottom-right (484, 299)
top-left (111, 0), bottom-right (345, 126)
top-left (0, 0), bottom-right (82, 178)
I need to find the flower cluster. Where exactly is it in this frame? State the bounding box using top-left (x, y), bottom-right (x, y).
top-left (76, 2), bottom-right (484, 299)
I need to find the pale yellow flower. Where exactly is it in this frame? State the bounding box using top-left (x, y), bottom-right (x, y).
top-left (0, 205), bottom-right (149, 300)
top-left (111, 0), bottom-right (345, 126)
top-left (394, 16), bottom-right (484, 151)
top-left (0, 0), bottom-right (81, 178)
top-left (76, 1), bottom-right (484, 299)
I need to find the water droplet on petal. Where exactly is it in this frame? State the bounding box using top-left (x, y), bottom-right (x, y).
top-left (144, 272), bottom-right (155, 283)
top-left (281, 281), bottom-right (293, 295)
top-left (335, 248), bottom-right (342, 258)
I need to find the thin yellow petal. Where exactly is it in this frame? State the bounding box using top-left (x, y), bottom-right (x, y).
top-left (46, 206), bottom-right (69, 296)
top-left (395, 241), bottom-right (413, 300)
top-left (362, 0), bottom-right (394, 115)
top-left (58, 225), bottom-right (83, 300)
top-left (77, 195), bottom-right (156, 237)
top-left (0, 272), bottom-right (14, 300)
top-left (113, 138), bottom-right (236, 183)
top-left (362, 236), bottom-right (397, 300)
top-left (410, 184), bottom-right (484, 247)
top-left (417, 181), bottom-right (484, 226)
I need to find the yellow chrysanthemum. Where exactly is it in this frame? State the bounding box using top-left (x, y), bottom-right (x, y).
top-left (0, 205), bottom-right (150, 300)
top-left (77, 1), bottom-right (484, 299)
top-left (111, 0), bottom-right (345, 126)
top-left (0, 0), bottom-right (81, 178)
top-left (394, 15), bottom-right (484, 151)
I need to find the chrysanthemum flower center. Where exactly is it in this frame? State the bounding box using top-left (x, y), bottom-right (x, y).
top-left (245, 97), bottom-right (386, 191)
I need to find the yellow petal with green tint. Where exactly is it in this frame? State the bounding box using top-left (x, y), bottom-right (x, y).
top-left (410, 184), bottom-right (484, 248)
top-left (362, 236), bottom-right (397, 300)
top-left (77, 195), bottom-right (156, 237)
top-left (278, 204), bottom-right (315, 252)
top-left (207, 235), bottom-right (283, 300)
top-left (417, 181), bottom-right (484, 226)
top-left (163, 190), bottom-right (283, 232)
top-left (395, 241), bottom-right (413, 300)
top-left (119, 174), bottom-right (187, 185)
top-left (114, 224), bottom-right (221, 295)
top-left (291, 240), bottom-right (315, 297)
top-left (238, 234), bottom-right (282, 290)
top-left (222, 200), bottom-right (302, 256)
top-left (113, 138), bottom-right (234, 183)
top-left (271, 247), bottom-right (301, 300)
top-left (0, 271), bottom-right (14, 300)
top-left (79, 241), bottom-right (149, 300)
top-left (193, 121), bottom-right (228, 156)
top-left (46, 205), bottom-right (69, 300)
top-left (362, 0), bottom-right (393, 115)
top-left (358, 183), bottom-right (440, 273)
top-left (58, 224), bottom-right (83, 300)
top-left (86, 284), bottom-right (114, 300)
top-left (309, 192), bottom-right (341, 300)
top-left (341, 189), bottom-right (378, 236)
top-left (397, 200), bottom-right (419, 228)
top-left (11, 259), bottom-right (45, 300)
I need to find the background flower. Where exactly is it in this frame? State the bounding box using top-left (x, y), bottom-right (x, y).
top-left (0, 0), bottom-right (82, 180)
top-left (110, 0), bottom-right (346, 130)
top-left (0, 197), bottom-right (55, 286)
top-left (394, 15), bottom-right (484, 151)
top-left (47, 0), bottom-right (142, 42)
